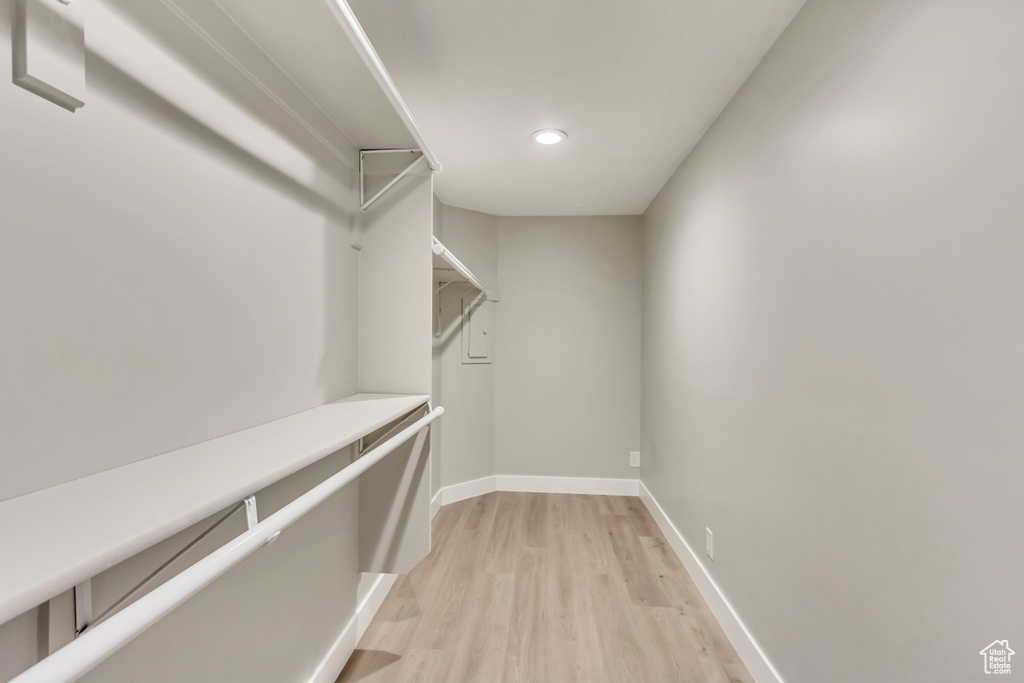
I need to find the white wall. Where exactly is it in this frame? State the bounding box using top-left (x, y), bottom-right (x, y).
top-left (495, 216), bottom-right (641, 480)
top-left (81, 455), bottom-right (362, 683)
top-left (0, 1), bottom-right (374, 680)
top-left (357, 172), bottom-right (433, 396)
top-left (431, 195), bottom-right (444, 497)
top-left (0, 0), bottom-right (358, 502)
top-left (356, 172), bottom-right (434, 575)
top-left (435, 205), bottom-right (498, 488)
top-left (641, 1), bottom-right (1024, 681)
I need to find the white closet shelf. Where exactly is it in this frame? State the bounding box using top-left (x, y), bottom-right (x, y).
top-left (432, 236), bottom-right (489, 296)
top-left (0, 393), bottom-right (429, 626)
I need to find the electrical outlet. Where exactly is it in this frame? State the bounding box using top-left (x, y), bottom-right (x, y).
top-left (629, 451), bottom-right (640, 468)
top-left (706, 528), bottom-right (714, 560)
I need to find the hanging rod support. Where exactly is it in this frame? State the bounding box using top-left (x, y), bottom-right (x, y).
top-left (360, 150), bottom-right (426, 212)
top-left (81, 502), bottom-right (245, 635)
top-left (74, 581), bottom-right (91, 637)
top-left (243, 496), bottom-right (258, 530)
top-left (325, 0), bottom-right (441, 172)
top-left (431, 236), bottom-right (488, 297)
top-left (358, 406), bottom-right (426, 456)
top-left (12, 406), bottom-right (445, 683)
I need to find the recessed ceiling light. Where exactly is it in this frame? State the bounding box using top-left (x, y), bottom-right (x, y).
top-left (532, 129), bottom-right (567, 145)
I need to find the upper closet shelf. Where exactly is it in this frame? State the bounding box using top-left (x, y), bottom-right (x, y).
top-left (0, 393), bottom-right (429, 626)
top-left (326, 0), bottom-right (440, 171)
top-left (131, 0), bottom-right (441, 172)
top-left (432, 236), bottom-right (489, 298)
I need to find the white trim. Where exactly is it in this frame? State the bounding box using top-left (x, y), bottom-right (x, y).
top-left (304, 613), bottom-right (356, 683)
top-left (440, 475), bottom-right (497, 505)
top-left (305, 573), bottom-right (398, 683)
top-left (638, 482), bottom-right (785, 683)
top-left (495, 475), bottom-right (639, 496)
top-left (356, 574), bottom-right (397, 642)
top-left (430, 489), bottom-right (443, 520)
top-left (437, 474), bottom-right (640, 505)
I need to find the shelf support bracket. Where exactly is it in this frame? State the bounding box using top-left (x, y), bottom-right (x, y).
top-left (77, 502), bottom-right (246, 635)
top-left (244, 496), bottom-right (259, 530)
top-left (357, 406), bottom-right (426, 456)
top-left (360, 149), bottom-right (426, 212)
top-left (74, 580), bottom-right (91, 637)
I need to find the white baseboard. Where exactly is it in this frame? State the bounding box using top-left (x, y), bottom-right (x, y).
top-left (437, 474), bottom-right (640, 506)
top-left (431, 489), bottom-right (443, 520)
top-left (356, 574), bottom-right (397, 642)
top-left (638, 482), bottom-right (784, 683)
top-left (496, 474), bottom-right (639, 496)
top-left (440, 475), bottom-right (497, 505)
top-left (305, 573), bottom-right (398, 683)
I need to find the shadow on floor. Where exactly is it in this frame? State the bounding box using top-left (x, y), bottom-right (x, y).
top-left (337, 649), bottom-right (401, 682)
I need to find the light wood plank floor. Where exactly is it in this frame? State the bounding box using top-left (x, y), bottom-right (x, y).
top-left (337, 492), bottom-right (752, 683)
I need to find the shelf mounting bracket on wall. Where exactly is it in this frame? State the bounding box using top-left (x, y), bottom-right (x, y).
top-left (431, 236), bottom-right (488, 297)
top-left (74, 580), bottom-right (91, 637)
top-left (360, 149), bottom-right (427, 212)
top-left (74, 501), bottom-right (246, 636)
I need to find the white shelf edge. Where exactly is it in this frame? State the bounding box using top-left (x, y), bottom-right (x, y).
top-left (0, 393), bottom-right (429, 626)
top-left (325, 0), bottom-right (442, 172)
top-left (431, 236), bottom-right (488, 297)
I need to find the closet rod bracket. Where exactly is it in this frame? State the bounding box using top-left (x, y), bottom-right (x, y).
top-left (243, 496), bottom-right (259, 530)
top-left (359, 149), bottom-right (428, 213)
top-left (74, 580), bottom-right (91, 636)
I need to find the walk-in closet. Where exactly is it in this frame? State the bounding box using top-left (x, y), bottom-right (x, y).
top-left (2, 1), bottom-right (1022, 682)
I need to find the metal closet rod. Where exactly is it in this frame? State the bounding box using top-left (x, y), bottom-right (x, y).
top-left (12, 406), bottom-right (445, 683)
top-left (432, 236), bottom-right (488, 296)
top-left (326, 0), bottom-right (442, 173)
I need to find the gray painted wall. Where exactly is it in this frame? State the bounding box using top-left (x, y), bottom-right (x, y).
top-left (0, 2), bottom-right (390, 680)
top-left (641, 1), bottom-right (1024, 681)
top-left (431, 195), bottom-right (445, 497)
top-left (0, 2), bottom-right (358, 502)
top-left (436, 205), bottom-right (499, 488)
top-left (495, 216), bottom-right (642, 480)
top-left (357, 174), bottom-right (434, 396)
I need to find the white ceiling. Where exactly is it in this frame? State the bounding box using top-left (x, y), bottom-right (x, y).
top-left (348, 0), bottom-right (806, 216)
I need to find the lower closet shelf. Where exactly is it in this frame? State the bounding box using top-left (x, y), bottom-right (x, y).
top-left (0, 392), bottom-right (430, 626)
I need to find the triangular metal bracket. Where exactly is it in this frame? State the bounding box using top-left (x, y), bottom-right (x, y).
top-left (360, 149), bottom-right (427, 212)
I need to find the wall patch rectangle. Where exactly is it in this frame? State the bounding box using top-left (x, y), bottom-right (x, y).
top-left (462, 294), bottom-right (493, 364)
